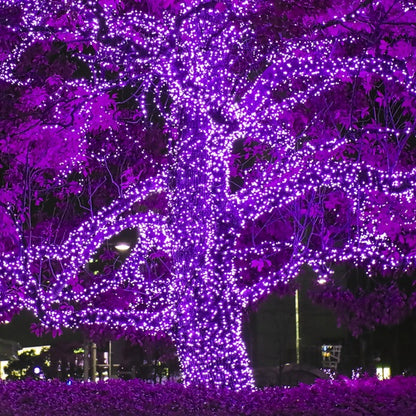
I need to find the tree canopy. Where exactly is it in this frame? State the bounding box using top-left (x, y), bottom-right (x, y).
top-left (1, 0), bottom-right (416, 388)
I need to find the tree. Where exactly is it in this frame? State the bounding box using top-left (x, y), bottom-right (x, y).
top-left (5, 348), bottom-right (50, 380)
top-left (1, 0), bottom-right (416, 389)
top-left (5, 344), bottom-right (84, 380)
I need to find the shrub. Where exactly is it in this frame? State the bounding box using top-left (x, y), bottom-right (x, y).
top-left (0, 376), bottom-right (415, 416)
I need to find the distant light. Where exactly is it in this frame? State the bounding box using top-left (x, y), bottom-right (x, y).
top-left (317, 278), bottom-right (327, 285)
top-left (376, 367), bottom-right (391, 380)
top-left (115, 243), bottom-right (130, 251)
top-left (33, 366), bottom-right (41, 375)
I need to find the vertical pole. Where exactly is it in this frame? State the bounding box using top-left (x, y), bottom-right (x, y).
top-left (91, 342), bottom-right (97, 381)
top-left (83, 341), bottom-right (90, 381)
top-left (108, 340), bottom-right (112, 378)
top-left (295, 289), bottom-right (300, 364)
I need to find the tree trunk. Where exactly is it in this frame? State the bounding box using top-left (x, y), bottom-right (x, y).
top-left (174, 294), bottom-right (255, 389)
top-left (169, 115), bottom-right (254, 389)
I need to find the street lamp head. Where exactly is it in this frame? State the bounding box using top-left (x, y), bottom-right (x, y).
top-left (114, 242), bottom-right (131, 251)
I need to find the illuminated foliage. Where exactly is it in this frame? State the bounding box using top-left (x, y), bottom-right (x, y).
top-left (1, 0), bottom-right (416, 389)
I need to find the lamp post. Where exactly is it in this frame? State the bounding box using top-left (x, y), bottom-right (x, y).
top-left (295, 289), bottom-right (300, 364)
top-left (83, 341), bottom-right (89, 381)
top-left (108, 340), bottom-right (112, 378)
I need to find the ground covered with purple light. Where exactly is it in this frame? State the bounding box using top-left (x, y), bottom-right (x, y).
top-left (0, 376), bottom-right (415, 416)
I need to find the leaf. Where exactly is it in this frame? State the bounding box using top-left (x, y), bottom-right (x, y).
top-left (388, 40), bottom-right (413, 59)
top-left (149, 250), bottom-right (168, 259)
top-left (375, 91), bottom-right (386, 106)
top-left (51, 327), bottom-right (63, 338)
top-left (215, 2), bottom-right (226, 12)
top-left (30, 323), bottom-right (46, 337)
top-left (73, 284), bottom-right (84, 294)
top-left (250, 258), bottom-right (271, 272)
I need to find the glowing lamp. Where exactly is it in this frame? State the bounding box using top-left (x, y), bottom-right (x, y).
top-left (114, 243), bottom-right (131, 251)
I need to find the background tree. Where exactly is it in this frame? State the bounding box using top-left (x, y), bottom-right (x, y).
top-left (5, 348), bottom-right (50, 380)
top-left (1, 0), bottom-right (416, 389)
top-left (117, 335), bottom-right (180, 383)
